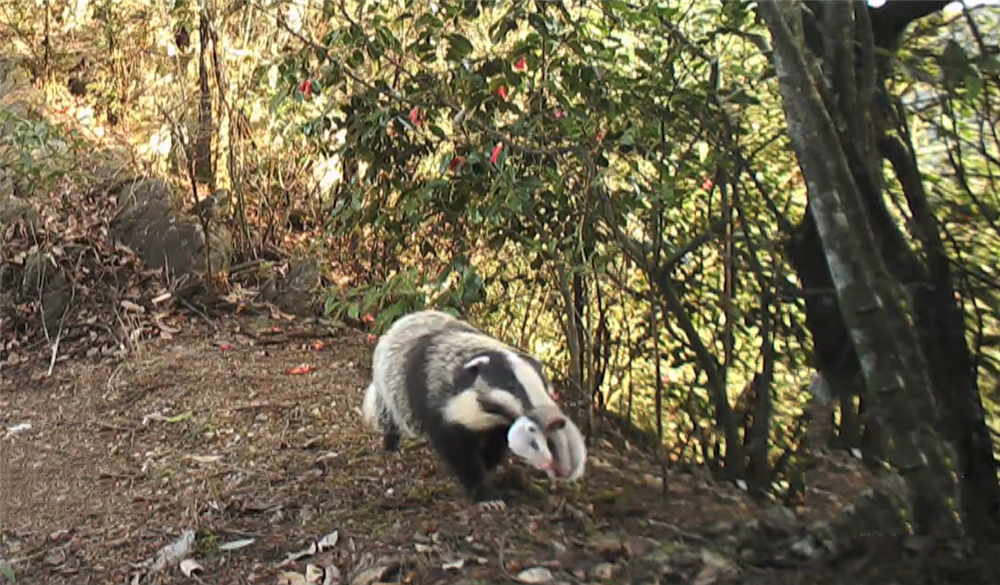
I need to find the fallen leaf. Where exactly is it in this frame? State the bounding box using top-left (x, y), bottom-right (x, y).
top-left (0, 564), bottom-right (15, 582)
top-left (184, 454), bottom-right (223, 464)
top-left (165, 412), bottom-right (193, 423)
top-left (287, 364), bottom-right (313, 375)
top-left (317, 531), bottom-right (339, 551)
top-left (276, 542), bottom-right (319, 568)
top-left (305, 564), bottom-right (324, 583)
top-left (311, 340), bottom-right (325, 351)
top-left (217, 343), bottom-right (233, 350)
top-left (441, 555), bottom-right (464, 570)
top-left (121, 300), bottom-right (145, 313)
top-left (179, 559), bottom-right (203, 577)
top-left (278, 571), bottom-right (307, 585)
top-left (217, 538), bottom-right (255, 551)
top-left (348, 566), bottom-right (388, 585)
top-left (145, 530), bottom-right (195, 572)
top-left (321, 565), bottom-right (342, 585)
top-left (43, 549), bottom-right (66, 566)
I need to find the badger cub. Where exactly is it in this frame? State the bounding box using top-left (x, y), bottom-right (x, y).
top-left (362, 309), bottom-right (586, 509)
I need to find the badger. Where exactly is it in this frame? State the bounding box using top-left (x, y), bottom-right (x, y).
top-left (361, 309), bottom-right (587, 509)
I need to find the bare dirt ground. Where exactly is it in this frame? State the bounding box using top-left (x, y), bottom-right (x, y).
top-left (4, 312), bottom-right (992, 585)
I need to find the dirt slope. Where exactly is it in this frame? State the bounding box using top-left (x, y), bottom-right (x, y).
top-left (0, 314), bottom-right (983, 585)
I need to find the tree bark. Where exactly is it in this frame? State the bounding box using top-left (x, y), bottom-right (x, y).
top-left (758, 0), bottom-right (961, 540)
top-left (788, 0), bottom-right (1000, 545)
top-left (195, 9), bottom-right (214, 184)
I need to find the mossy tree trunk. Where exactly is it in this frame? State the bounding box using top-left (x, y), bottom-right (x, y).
top-left (758, 0), bottom-right (972, 543)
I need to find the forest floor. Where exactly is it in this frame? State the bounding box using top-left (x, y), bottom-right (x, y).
top-left (4, 312), bottom-right (995, 585)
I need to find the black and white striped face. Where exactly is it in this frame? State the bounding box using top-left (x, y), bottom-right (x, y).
top-left (465, 350), bottom-right (556, 406)
top-left (441, 350), bottom-right (559, 430)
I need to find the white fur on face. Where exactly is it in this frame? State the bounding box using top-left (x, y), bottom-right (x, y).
top-left (507, 416), bottom-right (555, 475)
top-left (504, 351), bottom-right (557, 410)
top-left (442, 389), bottom-right (513, 430)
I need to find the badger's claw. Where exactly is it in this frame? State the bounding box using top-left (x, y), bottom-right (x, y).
top-left (476, 499), bottom-right (507, 512)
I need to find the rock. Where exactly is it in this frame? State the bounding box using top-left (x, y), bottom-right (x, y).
top-left (592, 535), bottom-right (627, 561)
top-left (593, 562), bottom-right (616, 580)
top-left (759, 506), bottom-right (798, 537)
top-left (0, 196), bottom-right (40, 229)
top-left (693, 549), bottom-right (739, 585)
top-left (704, 521), bottom-right (735, 537)
top-left (18, 251), bottom-right (71, 333)
top-left (789, 536), bottom-right (823, 560)
top-left (110, 178), bottom-right (232, 291)
top-left (259, 258), bottom-right (322, 316)
top-left (515, 567), bottom-right (553, 583)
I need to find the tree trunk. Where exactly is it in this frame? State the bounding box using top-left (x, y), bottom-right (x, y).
top-left (758, 0), bottom-right (962, 540)
top-left (194, 10), bottom-right (214, 184)
top-left (790, 0), bottom-right (1000, 546)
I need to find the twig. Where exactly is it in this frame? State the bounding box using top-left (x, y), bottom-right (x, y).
top-left (179, 297), bottom-right (219, 331)
top-left (46, 329), bottom-right (61, 377)
top-left (646, 518), bottom-right (710, 543)
top-left (497, 537), bottom-right (520, 583)
top-left (43, 282), bottom-right (74, 377)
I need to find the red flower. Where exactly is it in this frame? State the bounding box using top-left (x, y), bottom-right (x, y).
top-left (513, 57), bottom-right (527, 71)
top-left (300, 79), bottom-right (313, 96)
top-left (408, 106), bottom-right (422, 127)
top-left (701, 178), bottom-right (714, 191)
top-left (554, 109), bottom-right (565, 119)
top-left (449, 155), bottom-right (466, 172)
top-left (496, 85), bottom-right (508, 100)
top-left (490, 142), bottom-right (503, 165)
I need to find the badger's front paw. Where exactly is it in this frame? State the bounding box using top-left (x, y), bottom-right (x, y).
top-left (472, 485), bottom-right (507, 511)
top-left (476, 499), bottom-right (507, 512)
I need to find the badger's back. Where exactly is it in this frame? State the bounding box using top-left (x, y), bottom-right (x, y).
top-left (369, 310), bottom-right (480, 435)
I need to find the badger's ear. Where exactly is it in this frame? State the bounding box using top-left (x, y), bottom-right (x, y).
top-left (463, 355), bottom-right (491, 371)
top-left (457, 354), bottom-right (491, 388)
top-left (545, 416), bottom-right (567, 432)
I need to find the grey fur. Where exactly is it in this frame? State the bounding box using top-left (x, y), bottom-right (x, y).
top-left (361, 309), bottom-right (587, 485)
top-left (363, 309), bottom-right (555, 438)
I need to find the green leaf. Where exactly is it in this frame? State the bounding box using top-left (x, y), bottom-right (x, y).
top-left (1, 564), bottom-right (15, 583)
top-left (446, 34), bottom-right (474, 61)
top-left (982, 56), bottom-right (1000, 75)
top-left (375, 301), bottom-right (410, 333)
top-left (165, 411), bottom-right (193, 423)
top-left (965, 73), bottom-right (983, 102)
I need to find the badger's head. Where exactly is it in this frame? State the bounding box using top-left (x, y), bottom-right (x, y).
top-left (442, 350), bottom-right (555, 432)
top-left (457, 350), bottom-right (558, 410)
